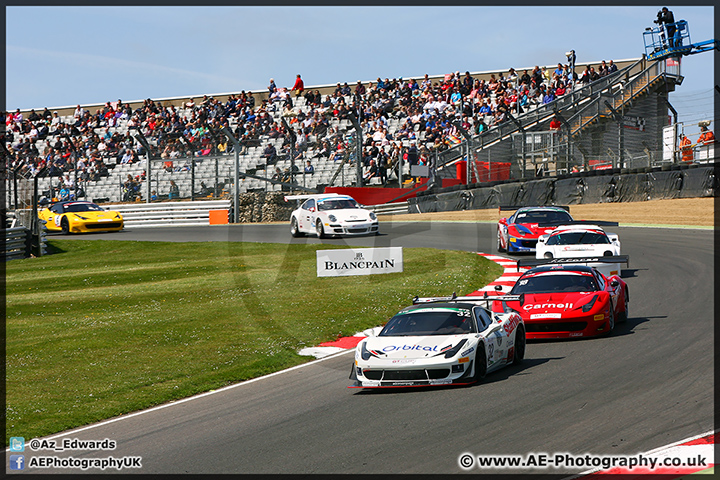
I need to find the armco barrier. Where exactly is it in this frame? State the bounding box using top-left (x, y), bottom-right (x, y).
top-left (5, 227), bottom-right (46, 260)
top-left (5, 227), bottom-right (31, 261)
top-left (112, 200), bottom-right (232, 228)
top-left (408, 165), bottom-right (717, 212)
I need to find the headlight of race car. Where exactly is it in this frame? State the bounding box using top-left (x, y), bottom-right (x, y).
top-left (514, 225), bottom-right (533, 236)
top-left (576, 294), bottom-right (598, 312)
top-left (360, 341), bottom-right (373, 361)
top-left (328, 214), bottom-right (337, 222)
top-left (369, 212), bottom-right (377, 221)
top-left (75, 214), bottom-right (89, 220)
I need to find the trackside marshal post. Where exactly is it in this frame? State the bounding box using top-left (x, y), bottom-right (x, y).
top-left (317, 247), bottom-right (403, 277)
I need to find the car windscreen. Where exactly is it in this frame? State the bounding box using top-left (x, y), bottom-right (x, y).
top-left (515, 210), bottom-right (572, 224)
top-left (379, 308), bottom-right (475, 336)
top-left (547, 231), bottom-right (610, 245)
top-left (317, 199), bottom-right (359, 211)
top-left (63, 203), bottom-right (104, 213)
top-left (511, 273), bottom-right (598, 293)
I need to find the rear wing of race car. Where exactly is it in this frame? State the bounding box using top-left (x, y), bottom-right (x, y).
top-left (498, 204), bottom-right (570, 212)
top-left (536, 220), bottom-right (619, 228)
top-left (284, 193), bottom-right (345, 202)
top-left (516, 255), bottom-right (629, 271)
top-left (412, 292), bottom-right (523, 307)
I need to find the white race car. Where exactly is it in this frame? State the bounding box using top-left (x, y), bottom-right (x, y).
top-left (285, 193), bottom-right (379, 238)
top-left (535, 224), bottom-right (623, 277)
top-left (349, 295), bottom-right (525, 388)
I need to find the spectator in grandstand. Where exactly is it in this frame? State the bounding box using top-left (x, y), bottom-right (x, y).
top-left (168, 180), bottom-right (179, 200)
top-left (607, 59), bottom-right (618, 73)
top-left (73, 104), bottom-right (85, 120)
top-left (580, 65), bottom-right (593, 85)
top-left (362, 158), bottom-right (379, 183)
top-left (118, 148), bottom-right (133, 164)
top-left (122, 174), bottom-right (139, 201)
top-left (268, 78), bottom-right (277, 95)
top-left (262, 142), bottom-right (278, 164)
top-left (355, 81), bottom-right (366, 97)
top-left (292, 74), bottom-right (305, 97)
top-left (550, 116), bottom-right (562, 132)
top-left (304, 160), bottom-right (314, 175)
top-left (295, 130), bottom-right (308, 154)
top-left (542, 87), bottom-right (556, 105)
top-left (598, 60), bottom-right (609, 77)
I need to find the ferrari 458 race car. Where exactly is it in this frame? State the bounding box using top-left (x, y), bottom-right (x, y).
top-left (491, 259), bottom-right (629, 339)
top-left (536, 223), bottom-right (623, 277)
top-left (349, 296), bottom-right (525, 388)
top-left (38, 200), bottom-right (124, 234)
top-left (497, 206), bottom-right (575, 254)
top-left (285, 193), bottom-right (379, 238)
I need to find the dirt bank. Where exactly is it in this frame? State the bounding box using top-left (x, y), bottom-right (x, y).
top-left (382, 197), bottom-right (714, 227)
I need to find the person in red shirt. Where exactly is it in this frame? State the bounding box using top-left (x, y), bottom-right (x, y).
top-left (292, 74), bottom-right (304, 97)
top-left (549, 116), bottom-right (562, 131)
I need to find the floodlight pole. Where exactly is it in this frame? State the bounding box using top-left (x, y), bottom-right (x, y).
top-left (346, 112), bottom-right (363, 186)
top-left (220, 126), bottom-right (241, 223)
top-left (132, 130), bottom-right (152, 204)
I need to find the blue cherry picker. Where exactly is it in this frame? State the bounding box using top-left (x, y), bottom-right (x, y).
top-left (643, 16), bottom-right (719, 61)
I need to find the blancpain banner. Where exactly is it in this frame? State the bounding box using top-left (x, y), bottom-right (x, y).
top-left (317, 247), bottom-right (403, 277)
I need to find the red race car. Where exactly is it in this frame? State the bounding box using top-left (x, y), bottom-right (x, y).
top-left (490, 259), bottom-right (629, 339)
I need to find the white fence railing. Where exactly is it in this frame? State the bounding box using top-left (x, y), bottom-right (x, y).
top-left (369, 201), bottom-right (409, 216)
top-left (112, 200), bottom-right (232, 228)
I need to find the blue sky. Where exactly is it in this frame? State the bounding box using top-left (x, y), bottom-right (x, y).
top-left (6, 5), bottom-right (715, 128)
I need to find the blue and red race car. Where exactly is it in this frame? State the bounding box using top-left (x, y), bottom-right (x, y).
top-left (497, 206), bottom-right (575, 254)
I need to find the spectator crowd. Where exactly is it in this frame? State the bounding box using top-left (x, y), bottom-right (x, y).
top-left (5, 56), bottom-right (622, 192)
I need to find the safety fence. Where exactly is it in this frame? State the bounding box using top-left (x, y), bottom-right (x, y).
top-left (409, 163), bottom-right (717, 213)
top-left (5, 226), bottom-right (46, 261)
top-left (111, 200), bottom-right (233, 228)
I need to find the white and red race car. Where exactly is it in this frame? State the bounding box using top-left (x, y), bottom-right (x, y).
top-left (535, 223), bottom-right (623, 277)
top-left (349, 295), bottom-right (525, 388)
top-left (285, 193), bottom-right (379, 238)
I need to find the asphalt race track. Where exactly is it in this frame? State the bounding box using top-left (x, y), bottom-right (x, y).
top-left (23, 221), bottom-right (713, 474)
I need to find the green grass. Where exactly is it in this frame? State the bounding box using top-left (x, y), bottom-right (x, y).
top-left (5, 239), bottom-right (503, 441)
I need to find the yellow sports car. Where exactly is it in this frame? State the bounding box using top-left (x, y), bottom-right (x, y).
top-left (39, 201), bottom-right (124, 234)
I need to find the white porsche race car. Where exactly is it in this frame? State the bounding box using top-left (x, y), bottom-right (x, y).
top-left (535, 223), bottom-right (623, 277)
top-left (349, 295), bottom-right (526, 388)
top-left (285, 193), bottom-right (379, 238)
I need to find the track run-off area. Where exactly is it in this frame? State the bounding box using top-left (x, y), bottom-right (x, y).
top-left (10, 218), bottom-right (714, 474)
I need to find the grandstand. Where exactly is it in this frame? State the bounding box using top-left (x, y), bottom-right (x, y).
top-left (5, 54), bottom-right (714, 217)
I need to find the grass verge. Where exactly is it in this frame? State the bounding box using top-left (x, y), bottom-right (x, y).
top-left (6, 239), bottom-right (503, 441)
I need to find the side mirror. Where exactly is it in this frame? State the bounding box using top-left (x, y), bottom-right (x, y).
top-left (495, 284), bottom-right (503, 291)
top-left (610, 280), bottom-right (619, 288)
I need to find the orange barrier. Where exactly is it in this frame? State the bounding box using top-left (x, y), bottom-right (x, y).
top-left (209, 209), bottom-right (228, 225)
